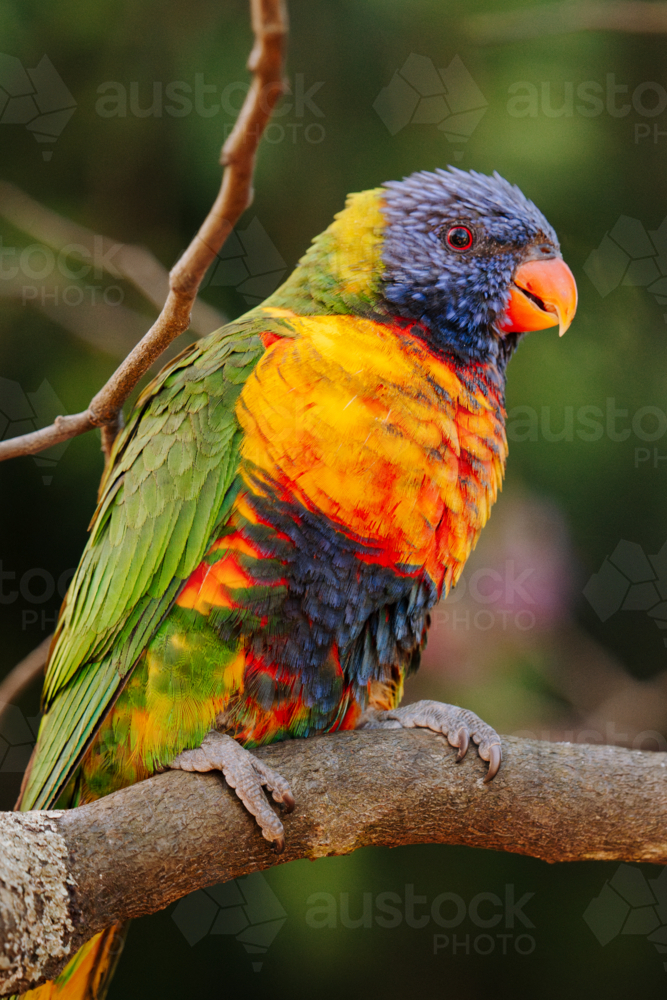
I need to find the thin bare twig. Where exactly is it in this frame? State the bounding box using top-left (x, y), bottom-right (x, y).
top-left (0, 181), bottom-right (225, 338)
top-left (0, 274), bottom-right (153, 359)
top-left (0, 636), bottom-right (52, 713)
top-left (466, 1), bottom-right (667, 44)
top-left (0, 0), bottom-right (288, 465)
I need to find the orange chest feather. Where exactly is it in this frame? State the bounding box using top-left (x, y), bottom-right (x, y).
top-left (236, 315), bottom-right (508, 597)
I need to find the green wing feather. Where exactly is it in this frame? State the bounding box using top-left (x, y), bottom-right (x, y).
top-left (20, 311), bottom-right (295, 810)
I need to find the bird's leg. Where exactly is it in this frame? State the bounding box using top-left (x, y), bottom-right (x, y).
top-left (169, 731), bottom-right (295, 851)
top-left (358, 699), bottom-right (502, 783)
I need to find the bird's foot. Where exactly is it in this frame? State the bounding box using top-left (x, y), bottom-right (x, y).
top-left (169, 731), bottom-right (295, 851)
top-left (358, 699), bottom-right (502, 783)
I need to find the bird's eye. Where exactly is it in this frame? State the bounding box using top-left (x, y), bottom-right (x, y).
top-left (445, 225), bottom-right (474, 252)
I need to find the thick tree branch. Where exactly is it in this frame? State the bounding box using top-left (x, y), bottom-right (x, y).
top-left (0, 0), bottom-right (288, 465)
top-left (1, 730), bottom-right (666, 994)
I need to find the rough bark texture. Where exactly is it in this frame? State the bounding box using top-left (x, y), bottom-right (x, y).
top-left (0, 730), bottom-right (666, 993)
top-left (0, 812), bottom-right (74, 995)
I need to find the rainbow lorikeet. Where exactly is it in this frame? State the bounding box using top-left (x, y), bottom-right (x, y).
top-left (17, 167), bottom-right (576, 999)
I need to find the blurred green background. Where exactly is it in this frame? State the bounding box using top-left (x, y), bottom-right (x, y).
top-left (1, 0), bottom-right (667, 996)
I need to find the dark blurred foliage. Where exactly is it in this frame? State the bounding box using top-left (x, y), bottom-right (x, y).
top-left (1, 0), bottom-right (667, 996)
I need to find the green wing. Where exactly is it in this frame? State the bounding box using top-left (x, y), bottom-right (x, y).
top-left (21, 311), bottom-right (293, 810)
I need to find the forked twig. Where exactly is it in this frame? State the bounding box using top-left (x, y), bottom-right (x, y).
top-left (0, 0), bottom-right (288, 464)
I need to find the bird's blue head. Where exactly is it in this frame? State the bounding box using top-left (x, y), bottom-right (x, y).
top-left (380, 167), bottom-right (577, 366)
top-left (264, 167), bottom-right (577, 372)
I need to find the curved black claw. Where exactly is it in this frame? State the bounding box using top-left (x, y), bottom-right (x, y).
top-left (483, 744), bottom-right (502, 783)
top-left (280, 790), bottom-right (296, 814)
top-left (273, 834), bottom-right (286, 854)
top-left (455, 726), bottom-right (470, 762)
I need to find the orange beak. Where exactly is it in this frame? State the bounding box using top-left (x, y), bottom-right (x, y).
top-left (496, 257), bottom-right (578, 338)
